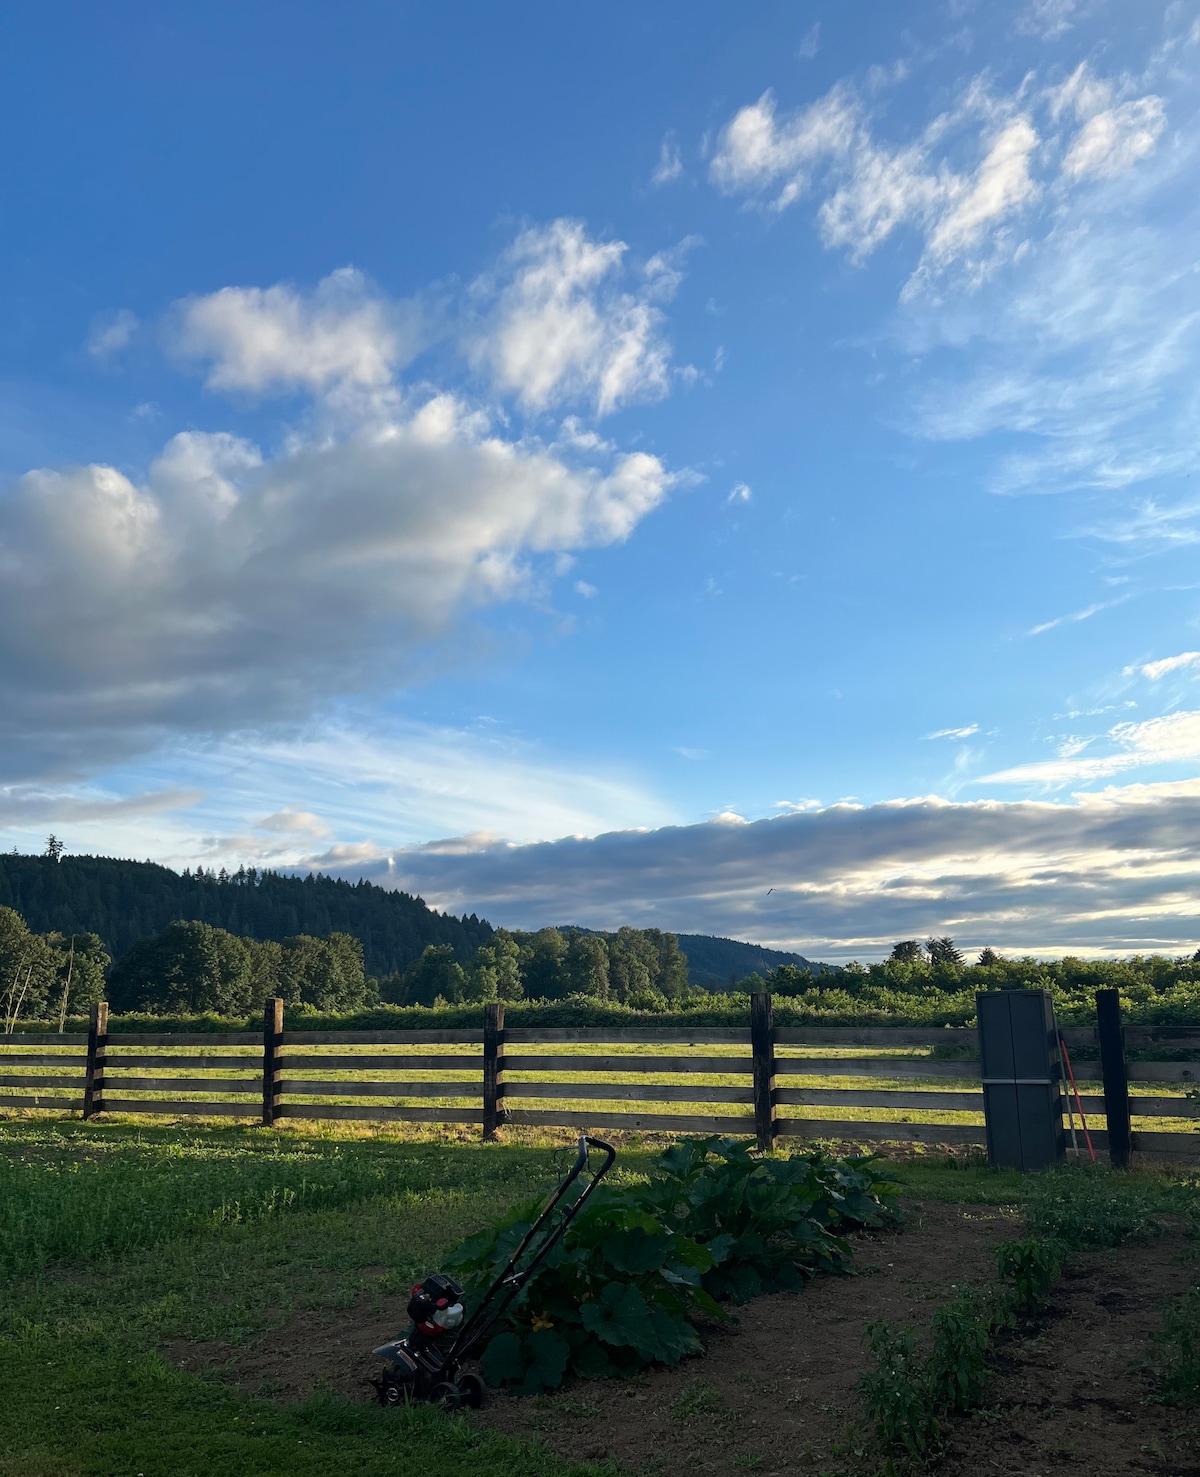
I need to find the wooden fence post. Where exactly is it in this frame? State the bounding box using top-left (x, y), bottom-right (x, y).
top-left (1096, 988), bottom-right (1131, 1169)
top-left (82, 999), bottom-right (107, 1120)
top-left (482, 1001), bottom-right (505, 1141)
top-left (261, 997), bottom-right (283, 1128)
top-left (750, 990), bottom-right (776, 1152)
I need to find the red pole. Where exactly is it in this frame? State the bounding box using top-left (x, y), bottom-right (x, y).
top-left (1059, 1033), bottom-right (1096, 1163)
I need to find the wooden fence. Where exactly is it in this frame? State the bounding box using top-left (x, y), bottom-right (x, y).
top-left (1, 995), bottom-right (1198, 1162)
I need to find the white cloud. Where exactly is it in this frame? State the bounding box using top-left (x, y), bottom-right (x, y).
top-left (257, 808), bottom-right (330, 837)
top-left (1016, 0), bottom-right (1090, 39)
top-left (0, 414), bottom-right (670, 776)
top-left (926, 724), bottom-right (979, 740)
top-left (709, 87), bottom-right (858, 205)
top-left (575, 580), bottom-right (598, 598)
top-left (984, 708), bottom-right (1200, 787)
top-left (797, 23), bottom-right (820, 61)
top-left (710, 64), bottom-right (1168, 294)
top-left (1140, 652), bottom-right (1200, 681)
top-left (358, 782), bottom-right (1200, 957)
top-left (727, 482), bottom-right (752, 504)
top-left (0, 223), bottom-right (687, 781)
top-left (466, 220), bottom-right (677, 417)
top-left (906, 113), bottom-right (1198, 502)
top-left (1027, 599), bottom-right (1121, 636)
top-left (917, 117), bottom-right (1039, 277)
top-left (1063, 95), bottom-right (1167, 180)
top-left (172, 267), bottom-right (417, 395)
top-left (0, 710), bottom-right (678, 870)
top-left (86, 309), bottom-right (139, 361)
top-left (652, 134), bottom-right (683, 186)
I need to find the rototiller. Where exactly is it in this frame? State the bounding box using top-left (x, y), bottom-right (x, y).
top-left (370, 1133), bottom-right (616, 1410)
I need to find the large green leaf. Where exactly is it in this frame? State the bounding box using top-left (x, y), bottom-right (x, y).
top-left (579, 1281), bottom-right (651, 1350)
top-left (520, 1329), bottom-right (570, 1393)
top-left (644, 1305), bottom-right (703, 1363)
top-left (480, 1331), bottom-right (525, 1385)
top-left (602, 1228), bottom-right (673, 1275)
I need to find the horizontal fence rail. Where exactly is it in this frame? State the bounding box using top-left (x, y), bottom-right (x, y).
top-left (1, 996), bottom-right (1197, 1163)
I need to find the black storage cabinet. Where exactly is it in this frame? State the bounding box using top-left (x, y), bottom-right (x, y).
top-left (977, 989), bottom-right (1065, 1171)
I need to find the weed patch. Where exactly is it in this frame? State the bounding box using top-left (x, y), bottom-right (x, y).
top-left (1152, 1285), bottom-right (1200, 1407)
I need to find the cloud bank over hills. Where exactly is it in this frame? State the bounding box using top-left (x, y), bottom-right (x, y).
top-left (334, 781), bottom-right (1200, 961)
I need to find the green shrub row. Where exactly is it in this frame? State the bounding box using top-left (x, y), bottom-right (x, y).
top-left (17, 964), bottom-right (1200, 1035)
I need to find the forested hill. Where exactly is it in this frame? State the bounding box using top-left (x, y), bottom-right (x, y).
top-left (674, 933), bottom-right (830, 988)
top-left (0, 853), bottom-right (493, 978)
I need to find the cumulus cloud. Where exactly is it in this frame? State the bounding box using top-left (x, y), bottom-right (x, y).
top-left (172, 267), bottom-right (419, 395)
top-left (466, 220), bottom-right (677, 416)
top-left (0, 222), bottom-right (685, 781)
top-left (710, 63), bottom-right (1167, 294)
top-left (0, 412), bottom-right (670, 775)
top-left (353, 782), bottom-right (1200, 957)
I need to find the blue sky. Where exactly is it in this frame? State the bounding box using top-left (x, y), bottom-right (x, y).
top-left (2, 1), bottom-right (1198, 958)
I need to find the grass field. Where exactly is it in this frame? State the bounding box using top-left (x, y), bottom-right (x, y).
top-left (2, 1114), bottom-right (1198, 1477)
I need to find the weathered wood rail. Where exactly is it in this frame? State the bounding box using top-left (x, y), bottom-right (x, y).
top-left (1, 996), bottom-right (1197, 1161)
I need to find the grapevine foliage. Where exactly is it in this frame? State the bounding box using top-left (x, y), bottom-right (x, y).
top-left (444, 1135), bottom-right (897, 1392)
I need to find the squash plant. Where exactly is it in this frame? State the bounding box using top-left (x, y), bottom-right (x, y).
top-left (444, 1135), bottom-right (897, 1393)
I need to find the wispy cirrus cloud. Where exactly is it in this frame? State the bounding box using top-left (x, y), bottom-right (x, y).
top-left (651, 133), bottom-right (683, 186)
top-left (710, 36), bottom-right (1198, 512)
top-left (709, 61), bottom-right (1167, 295)
top-left (983, 708), bottom-right (1200, 788)
top-left (925, 723), bottom-right (979, 740)
top-left (1137, 652), bottom-right (1200, 681)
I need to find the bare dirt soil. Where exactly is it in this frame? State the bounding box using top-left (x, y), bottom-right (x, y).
top-left (941, 1233), bottom-right (1199, 1477)
top-left (161, 1201), bottom-right (1199, 1477)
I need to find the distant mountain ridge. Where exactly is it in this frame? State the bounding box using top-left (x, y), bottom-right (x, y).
top-left (673, 933), bottom-right (831, 988)
top-left (0, 853), bottom-right (492, 979)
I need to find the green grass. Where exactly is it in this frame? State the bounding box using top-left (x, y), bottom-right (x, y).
top-left (3, 1115), bottom-right (1198, 1476)
top-left (0, 1121), bottom-right (640, 1477)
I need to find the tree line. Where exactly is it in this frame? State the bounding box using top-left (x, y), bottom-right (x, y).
top-left (382, 925), bottom-right (689, 1008)
top-left (0, 900), bottom-right (691, 1023)
top-left (0, 850), bottom-right (492, 979)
